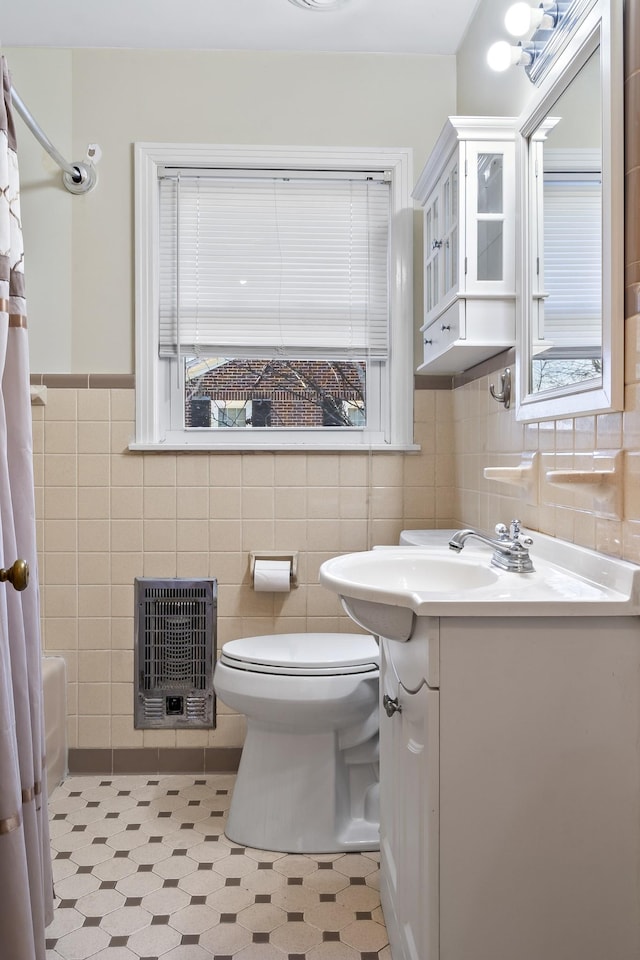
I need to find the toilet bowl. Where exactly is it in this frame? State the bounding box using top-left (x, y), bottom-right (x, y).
top-left (213, 632), bottom-right (380, 854)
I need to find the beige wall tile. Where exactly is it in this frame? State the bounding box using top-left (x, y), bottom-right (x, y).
top-left (45, 454), bottom-right (77, 487)
top-left (45, 421), bottom-right (77, 455)
top-left (44, 617), bottom-right (78, 651)
top-left (44, 486), bottom-right (77, 520)
top-left (45, 390), bottom-right (77, 421)
top-left (78, 617), bottom-right (111, 650)
top-left (40, 553), bottom-right (78, 585)
top-left (143, 486), bottom-right (177, 519)
top-left (112, 717), bottom-right (143, 748)
top-left (111, 454), bottom-right (144, 487)
top-left (274, 454), bottom-right (308, 487)
top-left (78, 519), bottom-right (109, 552)
top-left (112, 486), bottom-right (144, 519)
top-left (78, 553), bottom-right (110, 585)
top-left (78, 682), bottom-right (111, 715)
top-left (43, 585), bottom-right (78, 619)
top-left (78, 454), bottom-right (110, 487)
top-left (209, 455), bottom-right (242, 487)
top-left (78, 584), bottom-right (110, 617)
top-left (78, 421), bottom-right (110, 454)
top-left (77, 715), bottom-right (111, 748)
top-left (242, 487), bottom-right (275, 521)
top-left (209, 519), bottom-right (242, 552)
top-left (111, 519), bottom-right (144, 552)
top-left (110, 389), bottom-right (135, 421)
top-left (78, 390), bottom-right (110, 421)
top-left (144, 519), bottom-right (177, 553)
top-left (177, 519), bottom-right (210, 553)
top-left (78, 487), bottom-right (110, 519)
top-left (209, 487), bottom-right (242, 519)
top-left (177, 455), bottom-right (210, 486)
top-left (79, 650), bottom-right (111, 683)
top-left (111, 585), bottom-right (134, 618)
top-left (45, 520), bottom-right (77, 552)
top-left (243, 454), bottom-right (275, 486)
top-left (143, 454), bottom-right (177, 486)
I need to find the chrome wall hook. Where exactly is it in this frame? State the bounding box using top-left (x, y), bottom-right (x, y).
top-left (489, 367), bottom-right (511, 408)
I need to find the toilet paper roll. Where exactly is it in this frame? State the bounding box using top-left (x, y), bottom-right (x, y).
top-left (253, 559), bottom-right (292, 593)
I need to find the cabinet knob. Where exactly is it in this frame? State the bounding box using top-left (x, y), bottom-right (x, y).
top-left (432, 239), bottom-right (443, 250)
top-left (383, 694), bottom-right (402, 718)
top-left (424, 338), bottom-right (433, 346)
top-left (441, 324), bottom-right (451, 332)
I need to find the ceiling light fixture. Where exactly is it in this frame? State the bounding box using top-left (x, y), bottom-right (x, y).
top-left (486, 0), bottom-right (570, 83)
top-left (287, 0), bottom-right (350, 10)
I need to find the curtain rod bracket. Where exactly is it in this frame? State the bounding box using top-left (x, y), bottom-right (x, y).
top-left (10, 86), bottom-right (100, 195)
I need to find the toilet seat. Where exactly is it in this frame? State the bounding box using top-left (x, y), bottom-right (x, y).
top-left (220, 632), bottom-right (379, 676)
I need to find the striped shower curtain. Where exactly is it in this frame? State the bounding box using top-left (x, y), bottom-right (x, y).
top-left (0, 57), bottom-right (53, 960)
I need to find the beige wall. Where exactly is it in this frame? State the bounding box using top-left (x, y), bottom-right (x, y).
top-left (7, 46), bottom-right (456, 373)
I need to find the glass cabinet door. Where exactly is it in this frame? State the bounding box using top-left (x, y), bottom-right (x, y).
top-left (424, 194), bottom-right (440, 315)
top-left (442, 155), bottom-right (459, 297)
top-left (465, 141), bottom-right (515, 293)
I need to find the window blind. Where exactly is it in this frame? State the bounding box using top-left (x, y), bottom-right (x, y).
top-left (542, 177), bottom-right (601, 347)
top-left (158, 173), bottom-right (390, 359)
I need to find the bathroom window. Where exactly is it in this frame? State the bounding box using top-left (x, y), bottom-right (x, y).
top-left (133, 144), bottom-right (414, 451)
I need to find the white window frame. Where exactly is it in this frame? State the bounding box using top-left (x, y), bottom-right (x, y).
top-left (132, 143), bottom-right (415, 452)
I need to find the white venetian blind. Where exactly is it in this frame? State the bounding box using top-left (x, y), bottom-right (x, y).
top-left (542, 177), bottom-right (602, 347)
top-left (158, 172), bottom-right (390, 359)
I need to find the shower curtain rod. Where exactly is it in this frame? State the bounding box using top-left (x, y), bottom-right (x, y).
top-left (10, 86), bottom-right (99, 194)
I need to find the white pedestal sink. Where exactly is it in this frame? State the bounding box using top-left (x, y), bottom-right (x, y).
top-left (319, 530), bottom-right (640, 960)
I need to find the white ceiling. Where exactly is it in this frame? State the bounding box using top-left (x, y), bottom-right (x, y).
top-left (1, 0), bottom-right (480, 56)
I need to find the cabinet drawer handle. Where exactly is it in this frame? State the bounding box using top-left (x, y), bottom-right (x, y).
top-left (383, 694), bottom-right (402, 718)
top-left (424, 338), bottom-right (433, 346)
top-left (432, 239), bottom-right (443, 250)
top-left (441, 324), bottom-right (451, 332)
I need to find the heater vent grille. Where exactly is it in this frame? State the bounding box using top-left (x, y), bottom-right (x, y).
top-left (134, 578), bottom-right (216, 729)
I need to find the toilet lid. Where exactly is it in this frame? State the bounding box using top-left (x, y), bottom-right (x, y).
top-left (220, 633), bottom-right (379, 676)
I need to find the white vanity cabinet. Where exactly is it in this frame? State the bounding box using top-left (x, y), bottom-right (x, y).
top-left (413, 118), bottom-right (517, 375)
top-left (379, 616), bottom-right (640, 960)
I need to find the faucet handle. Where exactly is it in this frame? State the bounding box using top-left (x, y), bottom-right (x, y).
top-left (494, 523), bottom-right (510, 540)
top-left (508, 519), bottom-right (533, 548)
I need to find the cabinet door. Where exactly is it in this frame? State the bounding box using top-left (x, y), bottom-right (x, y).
top-left (379, 644), bottom-right (403, 936)
top-left (424, 151), bottom-right (460, 326)
top-left (397, 682), bottom-right (439, 960)
top-left (440, 151), bottom-right (460, 304)
top-left (423, 188), bottom-right (441, 318)
top-left (380, 640), bottom-right (439, 960)
top-left (464, 140), bottom-right (515, 295)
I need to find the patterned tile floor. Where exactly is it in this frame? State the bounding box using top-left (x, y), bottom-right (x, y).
top-left (46, 775), bottom-right (390, 960)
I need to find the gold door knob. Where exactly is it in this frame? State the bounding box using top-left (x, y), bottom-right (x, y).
top-left (0, 559), bottom-right (29, 591)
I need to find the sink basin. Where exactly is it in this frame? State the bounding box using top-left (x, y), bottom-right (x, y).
top-left (319, 533), bottom-right (640, 641)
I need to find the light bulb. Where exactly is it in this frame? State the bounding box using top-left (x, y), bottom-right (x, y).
top-left (487, 41), bottom-right (515, 72)
top-left (487, 40), bottom-right (533, 72)
top-left (504, 2), bottom-right (556, 38)
top-left (504, 2), bottom-right (535, 37)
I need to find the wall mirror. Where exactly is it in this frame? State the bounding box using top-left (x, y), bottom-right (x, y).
top-left (516, 0), bottom-right (623, 421)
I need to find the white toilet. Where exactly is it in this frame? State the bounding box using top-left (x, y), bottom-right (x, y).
top-left (213, 632), bottom-right (380, 853)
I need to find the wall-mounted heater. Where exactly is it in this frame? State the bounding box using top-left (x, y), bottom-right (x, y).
top-left (134, 577), bottom-right (217, 729)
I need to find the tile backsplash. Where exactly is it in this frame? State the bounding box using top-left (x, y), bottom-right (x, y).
top-left (34, 385), bottom-right (451, 752)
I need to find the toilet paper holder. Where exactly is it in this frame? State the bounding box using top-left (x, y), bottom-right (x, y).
top-left (249, 551), bottom-right (298, 588)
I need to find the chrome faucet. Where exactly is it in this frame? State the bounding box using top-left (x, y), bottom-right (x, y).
top-left (449, 520), bottom-right (534, 572)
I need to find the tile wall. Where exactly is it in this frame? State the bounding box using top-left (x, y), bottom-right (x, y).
top-left (33, 386), bottom-right (452, 754)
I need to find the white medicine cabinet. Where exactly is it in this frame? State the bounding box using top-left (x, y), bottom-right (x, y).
top-left (413, 117), bottom-right (517, 375)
